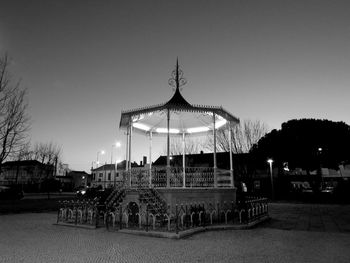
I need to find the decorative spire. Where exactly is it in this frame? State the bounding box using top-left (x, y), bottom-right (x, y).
top-left (168, 58), bottom-right (187, 90)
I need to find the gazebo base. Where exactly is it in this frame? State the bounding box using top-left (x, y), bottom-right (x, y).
top-left (158, 188), bottom-right (236, 210)
top-left (122, 187), bottom-right (236, 213)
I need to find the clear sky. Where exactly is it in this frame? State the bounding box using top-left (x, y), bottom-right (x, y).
top-left (1, 0), bottom-right (349, 172)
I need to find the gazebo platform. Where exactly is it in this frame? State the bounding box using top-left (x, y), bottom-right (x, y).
top-left (120, 187), bottom-right (236, 213)
top-left (107, 166), bottom-right (237, 214)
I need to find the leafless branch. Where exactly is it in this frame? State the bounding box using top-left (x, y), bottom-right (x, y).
top-left (206, 119), bottom-right (269, 153)
top-left (0, 54), bottom-right (30, 167)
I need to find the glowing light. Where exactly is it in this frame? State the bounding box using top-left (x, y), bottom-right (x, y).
top-left (156, 128), bottom-right (179, 134)
top-left (215, 118), bottom-right (227, 129)
top-left (187, 126), bottom-right (210, 133)
top-left (132, 114), bottom-right (145, 122)
top-left (267, 159), bottom-right (273, 164)
top-left (115, 142), bottom-right (121, 148)
top-left (132, 122), bottom-right (150, 131)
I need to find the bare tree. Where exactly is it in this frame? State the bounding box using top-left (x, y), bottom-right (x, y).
top-left (0, 54), bottom-right (30, 169)
top-left (15, 141), bottom-right (33, 160)
top-left (206, 119), bottom-right (269, 153)
top-left (32, 141), bottom-right (62, 198)
top-left (33, 142), bottom-right (62, 166)
top-left (163, 136), bottom-right (206, 155)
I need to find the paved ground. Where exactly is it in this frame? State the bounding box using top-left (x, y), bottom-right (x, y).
top-left (0, 203), bottom-right (350, 263)
top-left (263, 202), bottom-right (350, 233)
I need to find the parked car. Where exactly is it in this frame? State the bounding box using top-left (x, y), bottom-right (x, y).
top-left (75, 186), bottom-right (88, 197)
top-left (0, 185), bottom-right (24, 200)
top-left (321, 186), bottom-right (334, 194)
top-left (302, 187), bottom-right (313, 194)
top-left (76, 186), bottom-right (102, 199)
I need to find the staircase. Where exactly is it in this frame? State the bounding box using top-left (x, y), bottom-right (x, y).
top-left (138, 187), bottom-right (167, 215)
top-left (105, 185), bottom-right (126, 209)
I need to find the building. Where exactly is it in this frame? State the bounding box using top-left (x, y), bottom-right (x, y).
top-left (92, 162), bottom-right (124, 189)
top-left (69, 171), bottom-right (91, 188)
top-left (56, 163), bottom-right (70, 177)
top-left (56, 170), bottom-right (91, 191)
top-left (0, 160), bottom-right (54, 190)
top-left (91, 161), bottom-right (145, 189)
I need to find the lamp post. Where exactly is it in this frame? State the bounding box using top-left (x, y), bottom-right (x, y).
top-left (96, 150), bottom-right (105, 168)
top-left (111, 142), bottom-right (121, 187)
top-left (318, 147), bottom-right (323, 187)
top-left (267, 159), bottom-right (274, 200)
top-left (111, 142), bottom-right (121, 164)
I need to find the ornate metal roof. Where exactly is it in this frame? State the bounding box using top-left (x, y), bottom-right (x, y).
top-left (119, 60), bottom-right (239, 135)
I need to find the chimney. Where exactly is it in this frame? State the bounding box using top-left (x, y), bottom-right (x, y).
top-left (200, 150), bottom-right (204, 155)
top-left (143, 156), bottom-right (147, 165)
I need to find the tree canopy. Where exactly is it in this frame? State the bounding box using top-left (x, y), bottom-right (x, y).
top-left (251, 119), bottom-right (350, 170)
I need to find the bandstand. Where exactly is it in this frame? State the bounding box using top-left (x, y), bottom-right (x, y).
top-left (118, 60), bottom-right (240, 210)
top-left (55, 62), bottom-right (271, 235)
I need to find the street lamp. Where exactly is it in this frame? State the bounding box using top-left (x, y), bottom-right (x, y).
top-left (111, 142), bottom-right (121, 187)
top-left (267, 158), bottom-right (274, 200)
top-left (96, 150), bottom-right (105, 168)
top-left (111, 141), bottom-right (121, 164)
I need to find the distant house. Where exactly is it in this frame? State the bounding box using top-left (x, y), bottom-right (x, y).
top-left (55, 174), bottom-right (73, 191)
top-left (56, 170), bottom-right (91, 191)
top-left (91, 161), bottom-right (143, 189)
top-left (0, 160), bottom-right (54, 189)
top-left (68, 171), bottom-right (91, 188)
top-left (153, 151), bottom-right (252, 174)
top-left (56, 163), bottom-right (70, 177)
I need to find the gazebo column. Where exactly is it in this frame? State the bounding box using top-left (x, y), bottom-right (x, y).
top-left (128, 123), bottom-right (133, 187)
top-left (213, 113), bottom-right (218, 188)
top-left (228, 122), bottom-right (234, 188)
top-left (182, 132), bottom-right (186, 188)
top-left (166, 108), bottom-right (171, 188)
top-left (149, 131), bottom-right (152, 187)
top-left (125, 126), bottom-right (129, 172)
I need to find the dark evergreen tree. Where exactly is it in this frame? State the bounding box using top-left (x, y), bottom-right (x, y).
top-left (251, 119), bottom-right (350, 171)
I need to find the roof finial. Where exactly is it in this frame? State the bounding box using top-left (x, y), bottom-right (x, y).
top-left (168, 58), bottom-right (187, 90)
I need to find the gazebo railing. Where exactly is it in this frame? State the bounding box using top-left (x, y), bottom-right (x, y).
top-left (122, 167), bottom-right (232, 188)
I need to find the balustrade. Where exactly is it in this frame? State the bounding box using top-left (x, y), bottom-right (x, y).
top-left (57, 195), bottom-right (269, 234)
top-left (121, 166), bottom-right (232, 188)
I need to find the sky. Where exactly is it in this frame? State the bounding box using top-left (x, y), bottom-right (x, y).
top-left (1, 0), bottom-right (350, 172)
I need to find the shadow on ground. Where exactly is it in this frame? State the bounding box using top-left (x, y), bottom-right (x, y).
top-left (260, 202), bottom-right (350, 233)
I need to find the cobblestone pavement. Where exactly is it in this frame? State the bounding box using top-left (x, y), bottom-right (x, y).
top-left (264, 202), bottom-right (350, 232)
top-left (1, 203), bottom-right (350, 263)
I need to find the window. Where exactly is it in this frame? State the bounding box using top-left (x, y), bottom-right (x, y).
top-left (99, 173), bottom-right (103, 178)
top-left (108, 173), bottom-right (111, 180)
